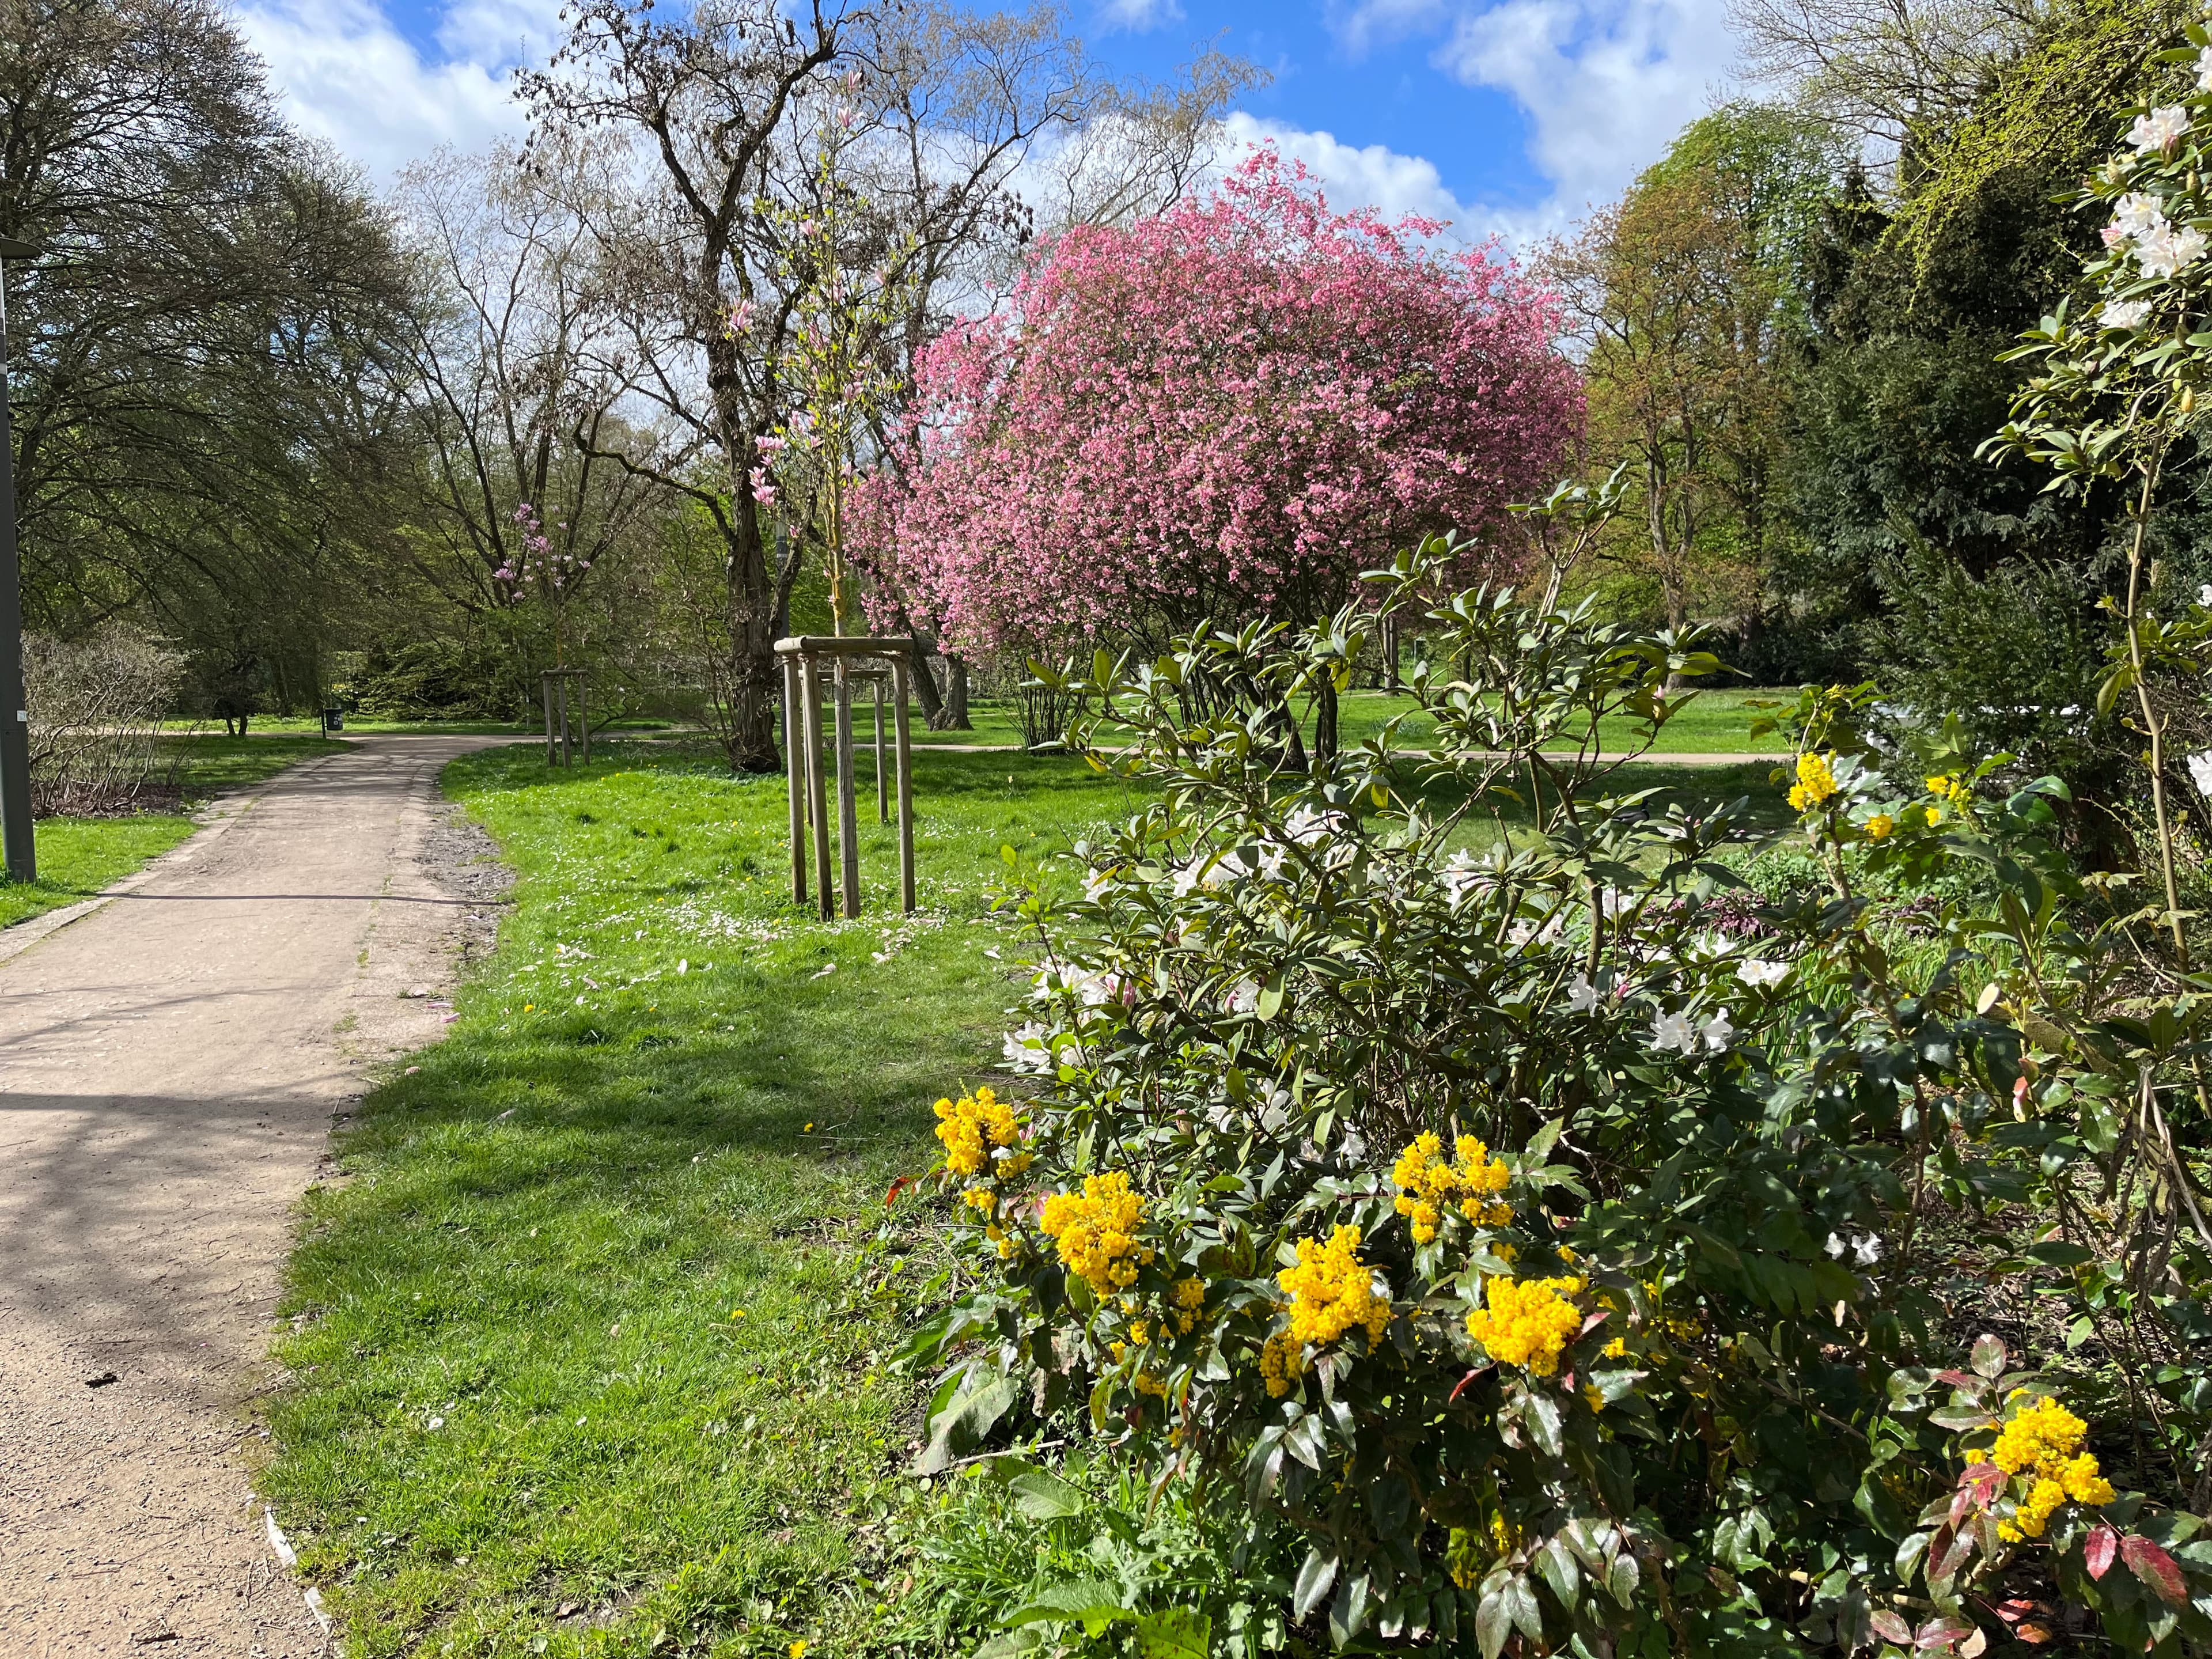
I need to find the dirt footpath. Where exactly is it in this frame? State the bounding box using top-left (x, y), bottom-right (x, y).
top-left (0, 735), bottom-right (517, 1656)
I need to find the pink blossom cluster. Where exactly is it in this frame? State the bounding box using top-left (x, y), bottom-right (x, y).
top-left (861, 148), bottom-right (1582, 653)
top-left (494, 502), bottom-right (589, 594)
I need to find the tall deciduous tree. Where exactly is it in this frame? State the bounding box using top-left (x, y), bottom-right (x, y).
top-left (2, 0), bottom-right (416, 710)
top-left (872, 148), bottom-right (1581, 756)
top-left (1545, 105), bottom-right (1834, 647)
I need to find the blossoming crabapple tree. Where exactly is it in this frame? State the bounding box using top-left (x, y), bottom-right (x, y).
top-left (865, 148), bottom-right (1581, 752)
top-left (896, 539), bottom-right (2212, 1654)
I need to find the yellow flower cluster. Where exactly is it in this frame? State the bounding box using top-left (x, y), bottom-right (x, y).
top-left (1866, 812), bottom-right (1895, 840)
top-left (1172, 1275), bottom-right (1206, 1335)
top-left (1392, 1133), bottom-right (1513, 1243)
top-left (1039, 1171), bottom-right (1149, 1294)
top-left (1279, 1226), bottom-right (1392, 1347)
top-left (1787, 751), bottom-right (1839, 811)
top-left (933, 1086), bottom-right (1029, 1179)
top-left (1926, 774), bottom-right (1969, 803)
top-left (1260, 1226), bottom-right (1391, 1397)
top-left (1464, 1275), bottom-right (1586, 1376)
top-left (1992, 1396), bottom-right (2115, 1541)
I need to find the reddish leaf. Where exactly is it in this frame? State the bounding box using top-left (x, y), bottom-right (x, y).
top-left (1990, 1599), bottom-right (2044, 1625)
top-left (1449, 1367), bottom-right (1489, 1403)
top-left (1579, 1310), bottom-right (1610, 1335)
top-left (2015, 1624), bottom-right (2055, 1646)
top-left (1870, 1611), bottom-right (1914, 1644)
top-left (1937, 1370), bottom-right (1982, 1390)
top-left (1916, 1615), bottom-right (1978, 1651)
top-left (1958, 1463), bottom-right (2006, 1508)
top-left (884, 1176), bottom-right (914, 1209)
top-left (1971, 1335), bottom-right (2007, 1378)
top-left (2122, 1534), bottom-right (2189, 1607)
top-left (2085, 1523), bottom-right (2120, 1581)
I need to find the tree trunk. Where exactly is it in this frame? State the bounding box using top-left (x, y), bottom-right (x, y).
top-left (942, 654), bottom-right (970, 728)
top-left (1313, 676), bottom-right (1339, 767)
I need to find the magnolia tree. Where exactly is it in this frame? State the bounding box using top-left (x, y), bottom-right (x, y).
top-left (862, 149), bottom-right (1581, 749)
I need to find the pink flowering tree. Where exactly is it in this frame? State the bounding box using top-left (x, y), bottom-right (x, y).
top-left (494, 501), bottom-right (594, 666)
top-left (863, 147), bottom-right (1582, 748)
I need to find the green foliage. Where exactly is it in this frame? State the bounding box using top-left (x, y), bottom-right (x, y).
top-left (908, 546), bottom-right (2212, 1655)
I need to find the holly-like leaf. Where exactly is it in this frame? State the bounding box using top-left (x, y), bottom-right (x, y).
top-left (1293, 1548), bottom-right (1339, 1620)
top-left (2122, 1533), bottom-right (2190, 1606)
top-left (1971, 1335), bottom-right (2007, 1378)
top-left (1957, 1463), bottom-right (2006, 1507)
top-left (1476, 1587), bottom-right (1512, 1659)
top-left (1870, 1609), bottom-right (1913, 1643)
top-left (2085, 1522), bottom-right (2120, 1581)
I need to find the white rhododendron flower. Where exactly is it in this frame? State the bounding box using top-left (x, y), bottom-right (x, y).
top-left (1698, 1011), bottom-right (1736, 1052)
top-left (1649, 1009), bottom-right (1696, 1052)
top-left (1737, 958), bottom-right (1790, 988)
top-left (2100, 297), bottom-right (2154, 330)
top-left (2135, 222), bottom-right (2206, 278)
top-left (2112, 192), bottom-right (2168, 238)
top-left (2198, 582), bottom-right (2212, 607)
top-left (2130, 105), bottom-right (2191, 153)
top-left (1225, 978), bottom-right (1260, 1015)
top-left (2199, 44), bottom-right (2212, 89)
top-left (1440, 850), bottom-right (1484, 907)
top-left (1566, 972), bottom-right (1600, 1013)
top-left (1001, 1024), bottom-right (1052, 1073)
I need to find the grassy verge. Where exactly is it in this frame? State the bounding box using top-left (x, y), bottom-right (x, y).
top-left (886, 687), bottom-right (1791, 755)
top-left (260, 741), bottom-right (1791, 1656)
top-left (1, 733), bottom-right (350, 930)
top-left (262, 741), bottom-right (1142, 1658)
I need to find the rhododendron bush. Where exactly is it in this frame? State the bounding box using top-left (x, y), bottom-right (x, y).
top-left (895, 547), bottom-right (2212, 1656)
top-left (861, 150), bottom-right (1581, 667)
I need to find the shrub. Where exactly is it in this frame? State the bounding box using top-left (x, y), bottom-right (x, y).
top-left (24, 623), bottom-right (185, 815)
top-left (900, 544), bottom-right (2212, 1656)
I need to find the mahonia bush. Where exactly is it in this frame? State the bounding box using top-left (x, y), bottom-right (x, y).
top-left (900, 547), bottom-right (2212, 1658)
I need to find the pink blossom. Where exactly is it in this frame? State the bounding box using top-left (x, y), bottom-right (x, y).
top-left (856, 148), bottom-right (1581, 652)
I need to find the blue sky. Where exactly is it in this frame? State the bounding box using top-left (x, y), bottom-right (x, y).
top-left (233, 0), bottom-right (1738, 238)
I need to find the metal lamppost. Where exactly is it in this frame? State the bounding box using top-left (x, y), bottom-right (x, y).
top-left (0, 234), bottom-right (33, 883)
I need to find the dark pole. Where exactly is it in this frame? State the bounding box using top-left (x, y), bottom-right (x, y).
top-left (0, 236), bottom-right (37, 884)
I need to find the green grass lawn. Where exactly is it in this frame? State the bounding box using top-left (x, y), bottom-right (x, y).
top-left (262, 741), bottom-right (1141, 1659)
top-left (1, 733), bottom-right (351, 931)
top-left (888, 686), bottom-right (1790, 755)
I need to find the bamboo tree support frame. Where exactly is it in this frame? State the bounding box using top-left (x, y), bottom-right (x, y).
top-left (540, 668), bottom-right (589, 767)
top-left (775, 635), bottom-right (916, 918)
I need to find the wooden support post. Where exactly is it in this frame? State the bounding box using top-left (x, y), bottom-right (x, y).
top-left (578, 675), bottom-right (589, 764)
top-left (892, 658), bottom-right (915, 914)
top-left (873, 676), bottom-right (888, 824)
top-left (834, 656), bottom-right (860, 919)
top-left (557, 676), bottom-right (572, 767)
top-left (784, 656), bottom-right (806, 907)
top-left (541, 673), bottom-right (556, 764)
top-left (802, 655), bottom-right (832, 921)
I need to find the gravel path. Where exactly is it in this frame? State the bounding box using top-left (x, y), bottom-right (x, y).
top-left (0, 736), bottom-right (518, 1656)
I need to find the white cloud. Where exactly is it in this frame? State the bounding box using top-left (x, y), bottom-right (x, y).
top-left (1094, 0), bottom-right (1184, 32)
top-left (1217, 113), bottom-right (1503, 243)
top-left (234, 0), bottom-right (530, 179)
top-left (1338, 0), bottom-right (1738, 226)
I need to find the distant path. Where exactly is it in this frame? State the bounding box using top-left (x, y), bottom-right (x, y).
top-left (0, 736), bottom-right (516, 1656)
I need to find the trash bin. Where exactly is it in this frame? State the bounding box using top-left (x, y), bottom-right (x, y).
top-left (322, 706), bottom-right (344, 733)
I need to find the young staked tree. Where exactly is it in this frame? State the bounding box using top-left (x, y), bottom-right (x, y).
top-left (1544, 105), bottom-right (1835, 646)
top-left (873, 148), bottom-right (1582, 758)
